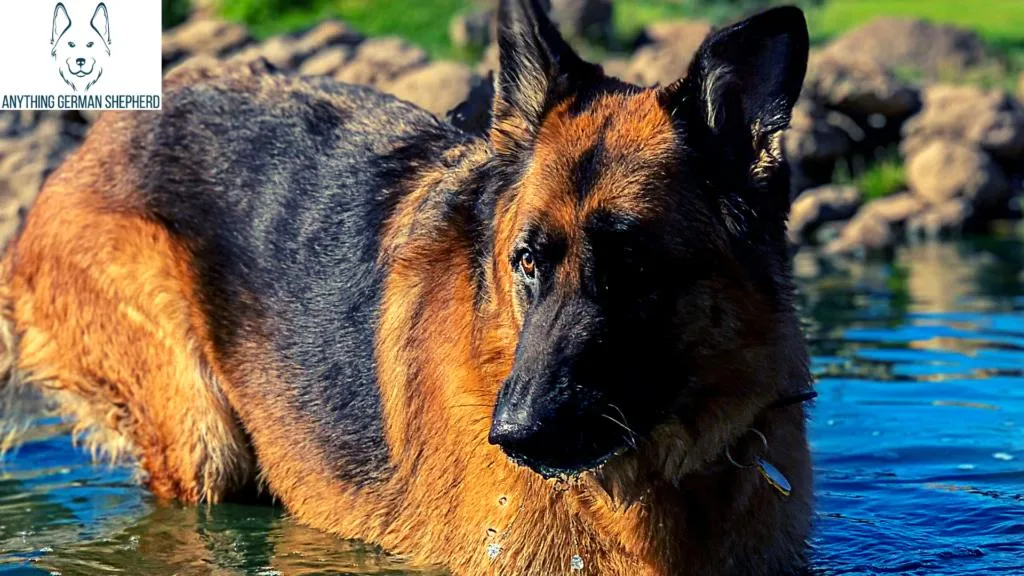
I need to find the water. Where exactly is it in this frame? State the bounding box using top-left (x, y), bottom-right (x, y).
top-left (1, 239), bottom-right (1022, 576)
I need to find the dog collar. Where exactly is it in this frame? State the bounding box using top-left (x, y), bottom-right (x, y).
top-left (724, 389), bottom-right (818, 498)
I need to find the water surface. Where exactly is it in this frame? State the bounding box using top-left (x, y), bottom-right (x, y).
top-left (2, 239), bottom-right (1022, 575)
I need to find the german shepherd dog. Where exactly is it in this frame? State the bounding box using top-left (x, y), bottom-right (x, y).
top-left (1, 1), bottom-right (814, 574)
top-left (51, 2), bottom-right (112, 92)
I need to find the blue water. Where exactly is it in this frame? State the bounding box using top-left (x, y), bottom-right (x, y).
top-left (1, 239), bottom-right (1022, 575)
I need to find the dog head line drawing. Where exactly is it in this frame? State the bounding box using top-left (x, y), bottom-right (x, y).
top-left (51, 2), bottom-right (111, 92)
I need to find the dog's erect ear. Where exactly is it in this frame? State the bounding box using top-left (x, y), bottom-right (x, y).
top-left (91, 3), bottom-right (111, 46)
top-left (51, 3), bottom-right (71, 51)
top-left (490, 0), bottom-right (596, 147)
top-left (661, 6), bottom-right (807, 179)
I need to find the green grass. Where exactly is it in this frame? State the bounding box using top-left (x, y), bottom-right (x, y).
top-left (804, 0), bottom-right (1024, 46)
top-left (833, 152), bottom-right (907, 201)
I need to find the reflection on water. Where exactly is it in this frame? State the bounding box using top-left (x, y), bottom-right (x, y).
top-left (2, 239), bottom-right (1023, 576)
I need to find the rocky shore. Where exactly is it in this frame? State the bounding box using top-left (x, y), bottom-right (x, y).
top-left (2, 8), bottom-right (1022, 254)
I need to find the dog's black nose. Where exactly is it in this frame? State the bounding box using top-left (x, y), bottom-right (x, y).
top-left (488, 404), bottom-right (537, 451)
top-left (76, 58), bottom-right (86, 66)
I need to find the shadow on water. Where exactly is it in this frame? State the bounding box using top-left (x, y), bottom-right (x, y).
top-left (1, 239), bottom-right (1022, 575)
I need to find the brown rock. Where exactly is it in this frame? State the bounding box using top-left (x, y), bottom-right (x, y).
top-left (450, 10), bottom-right (493, 49)
top-left (163, 19), bottom-right (252, 60)
top-left (292, 20), bottom-right (363, 59)
top-left (259, 36), bottom-right (301, 70)
top-left (600, 58), bottom-right (630, 81)
top-left (477, 42), bottom-right (500, 77)
top-left (549, 0), bottom-right (612, 40)
top-left (901, 85), bottom-right (1024, 160)
top-left (825, 210), bottom-right (895, 254)
top-left (384, 61), bottom-right (478, 118)
top-left (906, 140), bottom-right (1009, 207)
top-left (785, 101), bottom-right (855, 165)
top-left (638, 19), bottom-right (713, 47)
top-left (336, 37), bottom-right (428, 87)
top-left (906, 199), bottom-right (973, 239)
top-left (825, 192), bottom-right (924, 254)
top-left (821, 18), bottom-right (999, 78)
top-left (0, 113), bottom-right (86, 245)
top-left (624, 20), bottom-right (712, 87)
top-left (787, 185), bottom-right (862, 244)
top-left (784, 100), bottom-right (855, 193)
top-left (299, 46), bottom-right (353, 77)
top-left (804, 52), bottom-right (920, 120)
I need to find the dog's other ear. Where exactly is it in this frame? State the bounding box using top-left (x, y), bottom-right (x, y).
top-left (490, 0), bottom-right (597, 150)
top-left (662, 6), bottom-right (807, 181)
top-left (91, 2), bottom-right (111, 46)
top-left (51, 3), bottom-right (71, 51)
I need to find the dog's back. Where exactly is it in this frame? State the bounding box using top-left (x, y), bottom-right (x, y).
top-left (3, 57), bottom-right (475, 500)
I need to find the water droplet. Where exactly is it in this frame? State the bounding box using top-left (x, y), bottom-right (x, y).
top-left (498, 496), bottom-right (508, 506)
top-left (487, 543), bottom-right (501, 559)
top-left (993, 452), bottom-right (1014, 461)
top-left (570, 555), bottom-right (584, 571)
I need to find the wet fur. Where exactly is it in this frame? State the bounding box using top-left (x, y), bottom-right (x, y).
top-left (1, 3), bottom-right (813, 574)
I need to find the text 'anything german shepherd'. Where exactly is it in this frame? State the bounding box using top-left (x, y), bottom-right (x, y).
top-left (1, 1), bottom-right (814, 574)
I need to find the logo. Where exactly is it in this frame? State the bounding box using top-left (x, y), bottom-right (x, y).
top-left (51, 2), bottom-right (112, 92)
top-left (0, 0), bottom-right (162, 111)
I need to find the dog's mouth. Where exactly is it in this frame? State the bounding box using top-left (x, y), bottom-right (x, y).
top-left (71, 69), bottom-right (93, 77)
top-left (503, 443), bottom-right (631, 480)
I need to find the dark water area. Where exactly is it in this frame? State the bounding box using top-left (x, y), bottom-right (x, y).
top-left (1, 239), bottom-right (1022, 576)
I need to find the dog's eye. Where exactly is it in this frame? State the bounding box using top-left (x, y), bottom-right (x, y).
top-left (68, 42), bottom-right (75, 48)
top-left (519, 250), bottom-right (536, 279)
top-left (87, 42), bottom-right (94, 48)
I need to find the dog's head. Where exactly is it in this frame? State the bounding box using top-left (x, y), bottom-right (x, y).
top-left (484, 0), bottom-right (810, 481)
top-left (51, 2), bottom-right (111, 89)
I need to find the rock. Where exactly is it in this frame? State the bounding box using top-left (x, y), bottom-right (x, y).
top-left (548, 0), bottom-right (613, 40)
top-left (259, 36), bottom-right (301, 70)
top-left (804, 53), bottom-right (920, 121)
top-left (906, 140), bottom-right (1009, 207)
top-left (477, 42), bottom-right (500, 77)
top-left (636, 19), bottom-right (713, 47)
top-left (335, 37), bottom-right (428, 87)
top-left (821, 18), bottom-right (999, 78)
top-left (624, 44), bottom-right (688, 87)
top-left (163, 19), bottom-right (253, 64)
top-left (785, 101), bottom-right (855, 166)
top-left (784, 100), bottom-right (855, 193)
top-left (446, 72), bottom-right (495, 135)
top-left (624, 20), bottom-right (712, 87)
top-left (600, 58), bottom-right (630, 81)
top-left (901, 85), bottom-right (1024, 161)
top-left (450, 10), bottom-right (493, 49)
top-left (825, 192), bottom-right (924, 254)
top-left (299, 46), bottom-right (353, 77)
top-left (384, 61), bottom-right (478, 118)
top-left (0, 113), bottom-right (87, 245)
top-left (906, 199), bottom-right (973, 239)
top-left (787, 185), bottom-right (862, 244)
top-left (825, 209), bottom-right (895, 255)
top-left (292, 20), bottom-right (363, 59)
